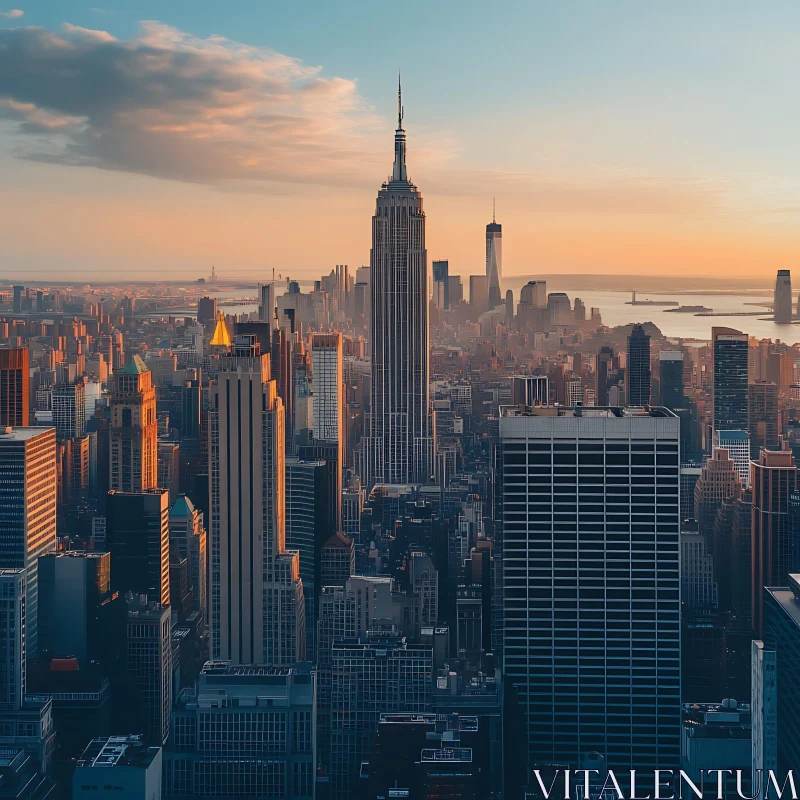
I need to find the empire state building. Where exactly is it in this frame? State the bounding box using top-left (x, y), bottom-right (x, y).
top-left (365, 82), bottom-right (434, 486)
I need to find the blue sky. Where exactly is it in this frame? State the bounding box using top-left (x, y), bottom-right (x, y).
top-left (2, 2), bottom-right (800, 279)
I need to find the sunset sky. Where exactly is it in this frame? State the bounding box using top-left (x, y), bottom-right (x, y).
top-left (2, 1), bottom-right (800, 282)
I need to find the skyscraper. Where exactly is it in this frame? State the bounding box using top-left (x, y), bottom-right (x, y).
top-left (486, 201), bottom-right (502, 309)
top-left (751, 449), bottom-right (798, 637)
top-left (258, 280), bottom-right (276, 325)
top-left (0, 347), bottom-right (29, 427)
top-left (53, 381), bottom-right (86, 440)
top-left (712, 328), bottom-right (749, 433)
top-left (312, 333), bottom-right (343, 528)
top-left (0, 569), bottom-right (26, 709)
top-left (749, 381), bottom-right (780, 458)
top-left (109, 355), bottom-right (158, 492)
top-left (0, 427), bottom-right (57, 660)
top-left (365, 81), bottom-right (434, 487)
top-left (763, 575), bottom-right (800, 772)
top-left (626, 324), bottom-right (651, 405)
top-left (106, 488), bottom-right (171, 607)
top-left (285, 456), bottom-right (334, 660)
top-left (498, 405), bottom-right (681, 774)
top-left (169, 495), bottom-right (207, 624)
top-left (209, 335), bottom-right (305, 665)
top-left (432, 259), bottom-right (449, 309)
top-left (659, 351), bottom-right (684, 410)
top-left (774, 269), bottom-right (793, 324)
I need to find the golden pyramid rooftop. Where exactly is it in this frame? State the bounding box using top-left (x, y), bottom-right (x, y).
top-left (210, 312), bottom-right (232, 348)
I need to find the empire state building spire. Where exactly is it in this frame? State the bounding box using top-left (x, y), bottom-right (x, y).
top-left (391, 73), bottom-right (408, 184)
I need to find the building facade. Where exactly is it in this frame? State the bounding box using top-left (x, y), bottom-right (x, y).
top-left (164, 661), bottom-right (315, 800)
top-left (0, 347), bottom-right (29, 427)
top-left (209, 339), bottom-right (304, 666)
top-left (498, 406), bottom-right (681, 774)
top-left (0, 427), bottom-right (57, 660)
top-left (110, 355), bottom-right (158, 492)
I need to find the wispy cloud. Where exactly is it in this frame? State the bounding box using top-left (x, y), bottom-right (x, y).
top-left (0, 8), bottom-right (23, 18)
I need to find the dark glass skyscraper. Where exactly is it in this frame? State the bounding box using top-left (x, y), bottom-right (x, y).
top-left (626, 324), bottom-right (651, 405)
top-left (659, 351), bottom-right (684, 410)
top-left (365, 82), bottom-right (433, 486)
top-left (712, 328), bottom-right (749, 433)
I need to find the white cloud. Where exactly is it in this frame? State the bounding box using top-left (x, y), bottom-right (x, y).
top-left (0, 8), bottom-right (23, 18)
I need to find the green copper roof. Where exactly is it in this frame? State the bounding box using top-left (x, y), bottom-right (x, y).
top-left (118, 354), bottom-right (150, 375)
top-left (170, 494), bottom-right (196, 516)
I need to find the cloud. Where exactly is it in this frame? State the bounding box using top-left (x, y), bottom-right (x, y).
top-left (0, 21), bottom-right (387, 187)
top-left (0, 20), bottom-right (723, 217)
top-left (0, 8), bottom-right (23, 17)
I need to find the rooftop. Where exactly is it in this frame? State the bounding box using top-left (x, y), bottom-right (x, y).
top-left (76, 736), bottom-right (159, 770)
top-left (117, 354), bottom-right (149, 375)
top-left (500, 405), bottom-right (676, 419)
top-left (0, 427), bottom-right (55, 443)
top-left (766, 579), bottom-right (800, 629)
top-left (170, 494), bottom-right (196, 516)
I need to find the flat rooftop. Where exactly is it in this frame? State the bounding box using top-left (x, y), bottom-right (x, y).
top-left (0, 427), bottom-right (54, 442)
top-left (500, 405), bottom-right (676, 419)
top-left (76, 736), bottom-right (159, 770)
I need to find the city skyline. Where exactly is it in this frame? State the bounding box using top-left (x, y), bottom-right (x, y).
top-left (3, 3), bottom-right (800, 279)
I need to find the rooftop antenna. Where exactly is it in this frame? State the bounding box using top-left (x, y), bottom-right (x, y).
top-left (493, 197), bottom-right (496, 224)
top-left (397, 71), bottom-right (404, 129)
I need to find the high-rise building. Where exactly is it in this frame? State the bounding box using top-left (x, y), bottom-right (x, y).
top-left (469, 275), bottom-right (489, 314)
top-left (316, 576), bottom-right (393, 770)
top-left (209, 337), bottom-right (305, 665)
top-left (774, 269), bottom-right (793, 324)
top-left (125, 595), bottom-right (172, 746)
top-left (432, 259), bottom-right (449, 309)
top-left (596, 346), bottom-right (615, 406)
top-left (110, 355), bottom-right (158, 492)
top-left (763, 574), bottom-right (800, 771)
top-left (751, 449), bottom-right (798, 637)
top-left (321, 531), bottom-right (354, 588)
top-left (196, 296), bottom-right (217, 325)
top-left (497, 405), bottom-right (681, 774)
top-left (312, 333), bottom-right (343, 528)
top-left (0, 427), bottom-right (57, 660)
top-left (364, 83), bottom-right (434, 487)
top-left (0, 347), bottom-right (29, 427)
top-left (53, 381), bottom-right (86, 440)
top-left (37, 551), bottom-right (114, 665)
top-left (749, 381), bottom-right (780, 458)
top-left (680, 527), bottom-right (718, 610)
top-left (713, 430), bottom-right (751, 489)
top-left (547, 292), bottom-right (572, 325)
top-left (0, 569), bottom-right (26, 709)
top-left (106, 488), bottom-right (171, 607)
top-left (626, 324), bottom-right (651, 405)
top-left (486, 203), bottom-right (502, 309)
top-left (285, 457), bottom-right (334, 660)
top-left (712, 328), bottom-right (749, 433)
top-left (751, 639), bottom-right (777, 777)
top-left (164, 661), bottom-right (316, 800)
top-left (168, 495), bottom-right (207, 624)
top-left (258, 281), bottom-right (276, 325)
top-left (73, 736), bottom-right (162, 800)
top-left (330, 630), bottom-right (433, 800)
top-left (694, 448), bottom-right (742, 537)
